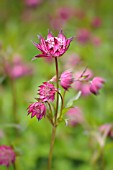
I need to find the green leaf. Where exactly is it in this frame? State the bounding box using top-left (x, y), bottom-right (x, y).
top-left (66, 91), bottom-right (82, 107)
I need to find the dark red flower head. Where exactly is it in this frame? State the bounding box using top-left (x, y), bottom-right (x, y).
top-left (0, 145), bottom-right (16, 167)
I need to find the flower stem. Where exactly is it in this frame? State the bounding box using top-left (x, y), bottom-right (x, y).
top-left (54, 57), bottom-right (59, 124)
top-left (98, 146), bottom-right (105, 170)
top-left (48, 126), bottom-right (56, 170)
top-left (13, 162), bottom-right (16, 170)
top-left (59, 90), bottom-right (66, 119)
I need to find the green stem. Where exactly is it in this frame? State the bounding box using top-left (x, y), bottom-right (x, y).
top-left (59, 90), bottom-right (66, 119)
top-left (98, 146), bottom-right (105, 170)
top-left (54, 57), bottom-right (59, 124)
top-left (48, 126), bottom-right (56, 170)
top-left (13, 162), bottom-right (16, 170)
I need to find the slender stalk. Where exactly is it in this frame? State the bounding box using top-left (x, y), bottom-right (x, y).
top-left (98, 146), bottom-right (105, 170)
top-left (59, 90), bottom-right (66, 119)
top-left (54, 57), bottom-right (59, 123)
top-left (13, 162), bottom-right (16, 170)
top-left (48, 126), bottom-right (56, 170)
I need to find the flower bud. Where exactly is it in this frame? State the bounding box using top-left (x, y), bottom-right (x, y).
top-left (90, 77), bottom-right (105, 95)
top-left (66, 107), bottom-right (83, 127)
top-left (60, 70), bottom-right (73, 90)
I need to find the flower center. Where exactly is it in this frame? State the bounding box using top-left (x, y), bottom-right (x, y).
top-left (46, 37), bottom-right (64, 49)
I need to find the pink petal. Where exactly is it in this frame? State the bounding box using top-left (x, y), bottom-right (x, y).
top-left (47, 31), bottom-right (54, 39)
top-left (58, 30), bottom-right (66, 42)
top-left (66, 37), bottom-right (73, 49)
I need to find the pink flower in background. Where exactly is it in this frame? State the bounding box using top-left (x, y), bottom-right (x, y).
top-left (27, 102), bottom-right (46, 120)
top-left (60, 70), bottom-right (73, 90)
top-left (66, 107), bottom-right (83, 127)
top-left (57, 7), bottom-right (73, 20)
top-left (25, 0), bottom-right (42, 7)
top-left (74, 69), bottom-right (93, 81)
top-left (91, 36), bottom-right (101, 46)
top-left (91, 17), bottom-right (102, 28)
top-left (90, 77), bottom-right (105, 95)
top-left (0, 146), bottom-right (16, 167)
top-left (33, 30), bottom-right (73, 59)
top-left (4, 55), bottom-right (33, 80)
top-left (38, 82), bottom-right (56, 102)
top-left (99, 124), bottom-right (113, 138)
top-left (73, 81), bottom-right (91, 96)
top-left (63, 53), bottom-right (81, 69)
top-left (77, 28), bottom-right (90, 44)
top-left (50, 6), bottom-right (73, 30)
top-left (73, 69), bottom-right (93, 96)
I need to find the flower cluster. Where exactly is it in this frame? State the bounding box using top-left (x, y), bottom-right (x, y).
top-left (0, 145), bottom-right (16, 167)
top-left (27, 82), bottom-right (56, 120)
top-left (27, 30), bottom-right (105, 126)
top-left (73, 69), bottom-right (105, 96)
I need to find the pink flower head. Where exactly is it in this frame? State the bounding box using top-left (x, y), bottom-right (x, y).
top-left (25, 0), bottom-right (42, 7)
top-left (60, 70), bottom-right (73, 90)
top-left (57, 7), bottom-right (73, 20)
top-left (91, 36), bottom-right (101, 47)
top-left (90, 77), bottom-right (105, 95)
top-left (64, 53), bottom-right (81, 69)
top-left (73, 69), bottom-right (93, 96)
top-left (0, 145), bottom-right (16, 167)
top-left (33, 30), bottom-right (73, 59)
top-left (77, 28), bottom-right (90, 44)
top-left (66, 107), bottom-right (83, 127)
top-left (91, 17), bottom-right (102, 28)
top-left (27, 102), bottom-right (46, 120)
top-left (4, 55), bottom-right (33, 79)
top-left (75, 69), bottom-right (93, 81)
top-left (73, 81), bottom-right (91, 96)
top-left (38, 82), bottom-right (56, 102)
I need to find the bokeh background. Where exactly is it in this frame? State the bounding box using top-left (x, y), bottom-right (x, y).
top-left (0, 0), bottom-right (113, 169)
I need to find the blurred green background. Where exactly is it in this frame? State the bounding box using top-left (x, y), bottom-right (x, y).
top-left (0, 0), bottom-right (113, 169)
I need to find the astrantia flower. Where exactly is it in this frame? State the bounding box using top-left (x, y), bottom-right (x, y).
top-left (0, 145), bottom-right (16, 167)
top-left (27, 102), bottom-right (46, 120)
top-left (33, 30), bottom-right (73, 59)
top-left (60, 70), bottom-right (73, 90)
top-left (90, 77), bottom-right (105, 95)
top-left (66, 107), bottom-right (83, 127)
top-left (73, 69), bottom-right (93, 96)
top-left (38, 82), bottom-right (56, 102)
top-left (91, 17), bottom-right (102, 28)
top-left (4, 55), bottom-right (33, 80)
top-left (77, 28), bottom-right (90, 44)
